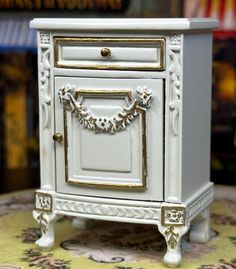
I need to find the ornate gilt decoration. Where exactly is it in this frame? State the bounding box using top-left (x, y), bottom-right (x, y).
top-left (161, 206), bottom-right (186, 226)
top-left (35, 192), bottom-right (53, 212)
top-left (58, 84), bottom-right (153, 134)
top-left (164, 226), bottom-right (179, 249)
top-left (169, 50), bottom-right (181, 136)
top-left (160, 205), bottom-right (186, 249)
top-left (40, 32), bottom-right (50, 44)
top-left (36, 211), bottom-right (48, 233)
top-left (55, 198), bottom-right (159, 220)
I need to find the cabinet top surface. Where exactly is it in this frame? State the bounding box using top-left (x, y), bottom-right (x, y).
top-left (30, 18), bottom-right (218, 31)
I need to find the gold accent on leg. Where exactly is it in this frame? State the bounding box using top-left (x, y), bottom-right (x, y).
top-left (35, 192), bottom-right (53, 212)
top-left (37, 211), bottom-right (48, 233)
top-left (164, 226), bottom-right (179, 249)
top-left (161, 206), bottom-right (186, 227)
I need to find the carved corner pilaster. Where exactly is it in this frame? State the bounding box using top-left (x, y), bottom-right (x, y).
top-left (38, 34), bottom-right (51, 129)
top-left (165, 35), bottom-right (183, 203)
top-left (168, 35), bottom-right (182, 137)
top-left (38, 31), bottom-right (55, 189)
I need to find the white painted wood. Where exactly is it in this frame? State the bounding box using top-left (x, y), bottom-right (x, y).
top-left (181, 33), bottom-right (213, 201)
top-left (190, 207), bottom-right (210, 243)
top-left (32, 18), bottom-right (217, 267)
top-left (30, 18), bottom-right (218, 31)
top-left (158, 222), bottom-right (190, 267)
top-left (59, 45), bottom-right (161, 68)
top-left (164, 35), bottom-right (183, 203)
top-left (54, 68), bottom-right (167, 79)
top-left (33, 210), bottom-right (58, 249)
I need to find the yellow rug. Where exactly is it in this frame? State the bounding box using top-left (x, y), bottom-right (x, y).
top-left (0, 185), bottom-right (236, 269)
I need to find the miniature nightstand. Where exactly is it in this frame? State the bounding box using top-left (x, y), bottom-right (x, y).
top-left (30, 18), bottom-right (218, 267)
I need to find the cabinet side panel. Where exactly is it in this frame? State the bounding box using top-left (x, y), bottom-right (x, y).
top-left (181, 33), bottom-right (212, 202)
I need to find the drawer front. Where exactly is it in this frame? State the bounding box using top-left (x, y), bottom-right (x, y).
top-left (54, 77), bottom-right (163, 201)
top-left (54, 37), bottom-right (165, 71)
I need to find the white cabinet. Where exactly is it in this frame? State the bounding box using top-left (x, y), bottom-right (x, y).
top-left (31, 18), bottom-right (218, 267)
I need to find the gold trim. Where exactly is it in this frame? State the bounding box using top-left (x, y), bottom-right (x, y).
top-left (161, 206), bottom-right (186, 227)
top-left (54, 37), bottom-right (165, 71)
top-left (63, 89), bottom-right (147, 190)
top-left (75, 89), bottom-right (133, 102)
top-left (35, 192), bottom-right (53, 212)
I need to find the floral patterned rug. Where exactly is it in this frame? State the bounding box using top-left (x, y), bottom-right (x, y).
top-left (0, 185), bottom-right (235, 269)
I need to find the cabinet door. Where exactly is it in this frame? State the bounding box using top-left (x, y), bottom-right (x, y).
top-left (55, 77), bottom-right (163, 201)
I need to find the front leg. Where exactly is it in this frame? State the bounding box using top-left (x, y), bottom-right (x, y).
top-left (33, 210), bottom-right (58, 249)
top-left (159, 205), bottom-right (189, 267)
top-left (159, 224), bottom-right (189, 267)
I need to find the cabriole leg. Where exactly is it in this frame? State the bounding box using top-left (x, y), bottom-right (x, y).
top-left (33, 210), bottom-right (58, 249)
top-left (159, 205), bottom-right (189, 267)
top-left (190, 207), bottom-right (210, 243)
top-left (159, 224), bottom-right (189, 267)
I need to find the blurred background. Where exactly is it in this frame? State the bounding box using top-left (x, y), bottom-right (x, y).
top-left (0, 0), bottom-right (235, 193)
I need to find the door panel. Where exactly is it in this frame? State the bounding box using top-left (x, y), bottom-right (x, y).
top-left (55, 77), bottom-right (163, 201)
top-left (80, 125), bottom-right (132, 172)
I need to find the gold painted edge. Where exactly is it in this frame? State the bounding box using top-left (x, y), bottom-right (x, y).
top-left (66, 179), bottom-right (146, 190)
top-left (161, 206), bottom-right (186, 227)
top-left (137, 106), bottom-right (147, 189)
top-left (54, 37), bottom-right (165, 71)
top-left (75, 89), bottom-right (133, 102)
top-left (63, 89), bottom-right (147, 191)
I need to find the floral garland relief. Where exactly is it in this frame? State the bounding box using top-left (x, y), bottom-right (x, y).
top-left (58, 85), bottom-right (154, 134)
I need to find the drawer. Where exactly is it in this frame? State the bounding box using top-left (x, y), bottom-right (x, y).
top-left (54, 37), bottom-right (165, 71)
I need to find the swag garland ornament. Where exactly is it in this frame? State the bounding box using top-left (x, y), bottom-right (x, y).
top-left (58, 84), bottom-right (154, 134)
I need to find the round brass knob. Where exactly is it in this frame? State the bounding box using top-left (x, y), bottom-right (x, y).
top-left (53, 133), bottom-right (63, 143)
top-left (101, 48), bottom-right (111, 57)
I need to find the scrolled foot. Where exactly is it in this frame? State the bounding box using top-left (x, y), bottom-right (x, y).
top-left (163, 251), bottom-right (182, 268)
top-left (36, 236), bottom-right (54, 250)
